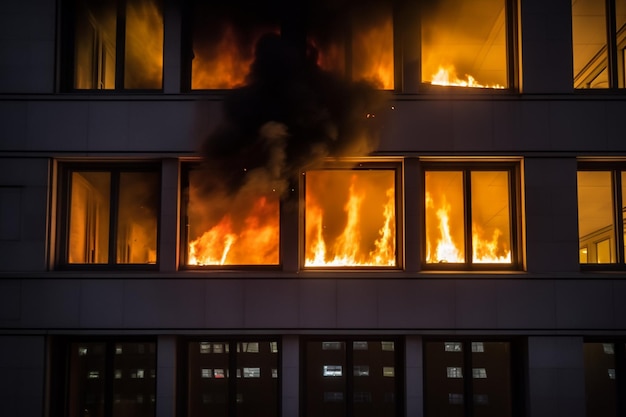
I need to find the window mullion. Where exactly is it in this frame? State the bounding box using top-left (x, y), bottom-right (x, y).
top-left (228, 341), bottom-right (238, 417)
top-left (346, 340), bottom-right (354, 417)
top-left (115, 0), bottom-right (127, 90)
top-left (606, 0), bottom-right (619, 88)
top-left (104, 342), bottom-right (115, 417)
top-left (108, 172), bottom-right (120, 266)
top-left (613, 171), bottom-right (624, 264)
top-left (463, 341), bottom-right (474, 417)
top-left (464, 171), bottom-right (473, 265)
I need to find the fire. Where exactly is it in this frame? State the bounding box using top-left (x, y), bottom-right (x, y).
top-left (305, 171), bottom-right (396, 267)
top-left (187, 195), bottom-right (280, 266)
top-left (426, 193), bottom-right (463, 263)
top-left (124, 0), bottom-right (164, 89)
top-left (430, 65), bottom-right (504, 89)
top-left (351, 17), bottom-right (394, 89)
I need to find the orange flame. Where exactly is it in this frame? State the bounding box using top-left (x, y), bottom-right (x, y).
top-left (305, 174), bottom-right (396, 267)
top-left (431, 65), bottom-right (504, 89)
top-left (188, 196), bottom-right (279, 265)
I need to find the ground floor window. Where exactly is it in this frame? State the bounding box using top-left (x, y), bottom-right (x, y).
top-left (181, 339), bottom-right (280, 417)
top-left (583, 341), bottom-right (626, 417)
top-left (302, 338), bottom-right (402, 417)
top-left (423, 340), bottom-right (515, 417)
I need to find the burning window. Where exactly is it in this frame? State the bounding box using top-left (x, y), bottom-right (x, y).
top-left (572, 0), bottom-right (626, 88)
top-left (420, 0), bottom-right (509, 89)
top-left (188, 0), bottom-right (394, 90)
top-left (577, 167), bottom-right (626, 265)
top-left (68, 0), bottom-right (164, 90)
top-left (183, 165), bottom-right (280, 266)
top-left (303, 166), bottom-right (398, 268)
top-left (424, 166), bottom-right (517, 267)
top-left (60, 165), bottom-right (160, 266)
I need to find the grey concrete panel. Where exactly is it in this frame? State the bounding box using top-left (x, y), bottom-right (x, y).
top-left (556, 281), bottom-right (615, 329)
top-left (298, 279), bottom-right (337, 328)
top-left (243, 279), bottom-right (299, 328)
top-left (20, 279), bottom-right (81, 327)
top-left (336, 279), bottom-right (379, 328)
top-left (497, 280), bottom-right (557, 329)
top-left (204, 279), bottom-right (245, 328)
top-left (79, 280), bottom-right (125, 328)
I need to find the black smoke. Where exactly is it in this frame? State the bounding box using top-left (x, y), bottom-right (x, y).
top-left (198, 32), bottom-right (387, 199)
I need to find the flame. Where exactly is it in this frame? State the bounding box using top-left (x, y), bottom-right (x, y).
top-left (430, 65), bottom-right (504, 89)
top-left (426, 193), bottom-right (463, 263)
top-left (187, 196), bottom-right (279, 265)
top-left (305, 173), bottom-right (396, 267)
top-left (352, 18), bottom-right (394, 89)
top-left (124, 0), bottom-right (164, 89)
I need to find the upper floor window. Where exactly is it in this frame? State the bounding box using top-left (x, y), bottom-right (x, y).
top-left (572, 0), bottom-right (626, 88)
top-left (577, 165), bottom-right (626, 266)
top-left (422, 163), bottom-right (522, 270)
top-left (57, 163), bottom-right (160, 268)
top-left (303, 163), bottom-right (401, 268)
top-left (419, 0), bottom-right (513, 89)
top-left (62, 0), bottom-right (164, 90)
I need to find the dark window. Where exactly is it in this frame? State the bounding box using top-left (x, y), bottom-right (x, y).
top-left (181, 340), bottom-right (280, 417)
top-left (572, 0), bottom-right (626, 88)
top-left (61, 0), bottom-right (164, 90)
top-left (302, 338), bottom-right (402, 417)
top-left (424, 340), bottom-right (516, 417)
top-left (51, 339), bottom-right (157, 417)
top-left (577, 164), bottom-right (626, 267)
top-left (422, 163), bottom-right (522, 270)
top-left (583, 341), bottom-right (626, 417)
top-left (57, 164), bottom-right (160, 268)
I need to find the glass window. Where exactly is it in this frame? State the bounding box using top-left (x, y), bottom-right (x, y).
top-left (420, 0), bottom-right (510, 89)
top-left (573, 0), bottom-right (626, 88)
top-left (65, 0), bottom-right (163, 90)
top-left (424, 165), bottom-right (518, 268)
top-left (182, 164), bottom-right (280, 266)
top-left (303, 166), bottom-right (399, 268)
top-left (584, 342), bottom-right (618, 417)
top-left (577, 167), bottom-right (626, 266)
top-left (304, 338), bottom-right (400, 417)
top-left (66, 340), bottom-right (156, 417)
top-left (185, 340), bottom-right (279, 417)
top-left (60, 165), bottom-right (160, 267)
top-left (424, 340), bottom-right (513, 417)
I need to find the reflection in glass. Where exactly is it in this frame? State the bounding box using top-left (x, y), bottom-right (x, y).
top-left (572, 0), bottom-right (608, 88)
top-left (584, 343), bottom-right (618, 417)
top-left (421, 0), bottom-right (508, 88)
top-left (577, 171), bottom-right (615, 263)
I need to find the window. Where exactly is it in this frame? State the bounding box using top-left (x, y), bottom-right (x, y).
top-left (418, 0), bottom-right (515, 89)
top-left (62, 0), bottom-right (164, 90)
top-left (577, 166), bottom-right (626, 266)
top-left (303, 339), bottom-right (401, 417)
top-left (424, 340), bottom-right (515, 417)
top-left (51, 339), bottom-right (157, 417)
top-left (423, 163), bottom-right (521, 269)
top-left (185, 0), bottom-right (394, 91)
top-left (181, 163), bottom-right (280, 267)
top-left (303, 164), bottom-right (401, 268)
top-left (57, 164), bottom-right (160, 268)
top-left (583, 341), bottom-right (626, 417)
top-left (182, 339), bottom-right (280, 417)
top-left (572, 0), bottom-right (626, 88)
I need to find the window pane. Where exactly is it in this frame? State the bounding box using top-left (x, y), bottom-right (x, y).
top-left (74, 0), bottom-right (117, 89)
top-left (185, 167), bottom-right (280, 265)
top-left (188, 341), bottom-right (230, 417)
top-left (572, 0), bottom-right (609, 88)
top-left (421, 0), bottom-right (508, 88)
top-left (352, 341), bottom-right (396, 417)
top-left (190, 0), bottom-right (280, 89)
top-left (112, 342), bottom-right (156, 417)
top-left (124, 0), bottom-right (164, 89)
top-left (617, 2), bottom-right (626, 87)
top-left (584, 343), bottom-right (618, 417)
top-left (116, 172), bottom-right (159, 264)
top-left (69, 343), bottom-right (106, 417)
top-left (236, 341), bottom-right (279, 417)
top-left (424, 341), bottom-right (465, 417)
top-left (304, 170), bottom-right (396, 267)
top-left (425, 171), bottom-right (465, 263)
top-left (578, 171), bottom-right (615, 263)
top-left (471, 171), bottom-right (511, 263)
top-left (471, 342), bottom-right (512, 417)
top-left (69, 172), bottom-right (111, 264)
top-left (306, 341), bottom-right (347, 417)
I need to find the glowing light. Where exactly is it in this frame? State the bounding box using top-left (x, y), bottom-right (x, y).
top-left (431, 65), bottom-right (504, 89)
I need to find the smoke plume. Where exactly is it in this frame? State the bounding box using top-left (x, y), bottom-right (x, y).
top-left (198, 32), bottom-right (387, 199)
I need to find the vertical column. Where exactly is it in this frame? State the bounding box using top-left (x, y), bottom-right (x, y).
top-left (282, 335), bottom-right (300, 416)
top-left (160, 158), bottom-right (180, 272)
top-left (405, 336), bottom-right (423, 417)
top-left (404, 158), bottom-right (422, 273)
top-left (163, 0), bottom-right (182, 94)
top-left (156, 335), bottom-right (177, 417)
top-left (527, 336), bottom-right (586, 417)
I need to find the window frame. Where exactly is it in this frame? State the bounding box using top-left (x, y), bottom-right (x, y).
top-left (177, 337), bottom-right (282, 417)
top-left (48, 336), bottom-right (158, 417)
top-left (420, 162), bottom-right (523, 271)
top-left (59, 0), bottom-right (165, 92)
top-left (299, 160), bottom-right (404, 271)
top-left (56, 162), bottom-right (162, 270)
top-left (300, 336), bottom-right (404, 417)
top-left (577, 162), bottom-right (626, 270)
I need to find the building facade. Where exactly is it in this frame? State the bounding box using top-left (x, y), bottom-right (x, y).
top-left (1, 0), bottom-right (626, 416)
